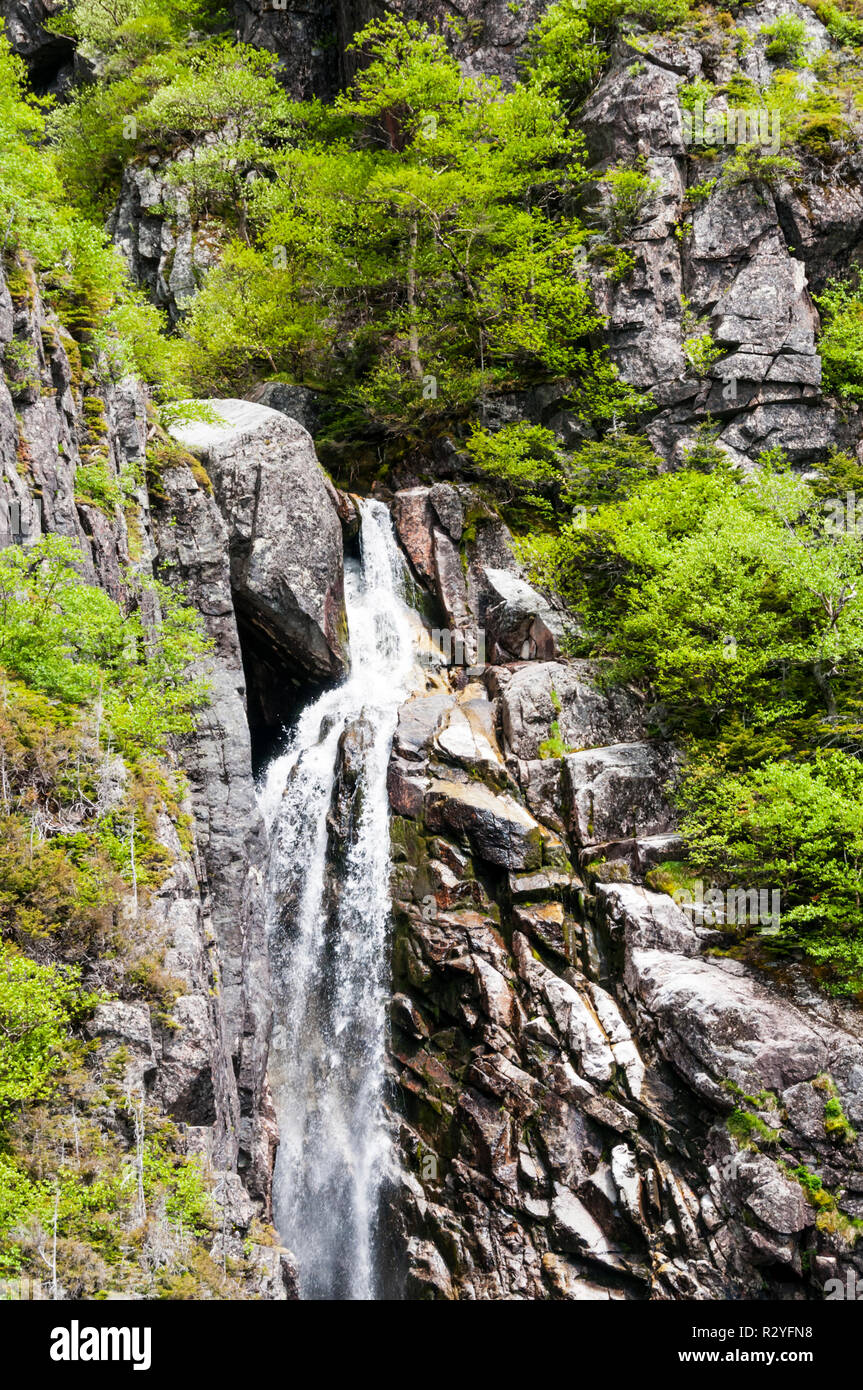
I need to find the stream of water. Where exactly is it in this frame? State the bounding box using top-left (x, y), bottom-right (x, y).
top-left (259, 499), bottom-right (416, 1300)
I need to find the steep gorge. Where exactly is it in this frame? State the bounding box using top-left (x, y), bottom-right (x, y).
top-left (3, 0), bottom-right (863, 1305)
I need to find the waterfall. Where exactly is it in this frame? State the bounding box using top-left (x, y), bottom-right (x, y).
top-left (259, 499), bottom-right (417, 1300)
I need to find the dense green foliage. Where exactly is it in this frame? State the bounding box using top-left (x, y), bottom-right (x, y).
top-left (677, 752), bottom-right (863, 989)
top-left (465, 422), bottom-right (660, 515)
top-left (519, 439), bottom-right (863, 992)
top-left (0, 536), bottom-right (209, 754)
top-left (38, 5), bottom-right (664, 441)
top-left (0, 946), bottom-right (94, 1113)
top-left (0, 563), bottom-right (214, 1290)
top-left (0, 33), bottom-right (179, 396)
top-left (760, 14), bottom-right (810, 65)
top-left (171, 18), bottom-right (643, 435)
top-left (816, 268), bottom-right (863, 402)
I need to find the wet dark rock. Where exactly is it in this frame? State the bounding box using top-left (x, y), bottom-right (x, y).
top-left (424, 777), bottom-right (545, 871)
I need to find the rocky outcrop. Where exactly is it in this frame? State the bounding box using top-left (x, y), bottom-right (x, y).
top-left (391, 481), bottom-right (567, 672)
top-left (482, 568), bottom-right (564, 663)
top-left (232, 0), bottom-right (550, 98)
top-left (109, 160), bottom-right (225, 325)
top-left (490, 660), bottom-right (645, 762)
top-left (386, 648), bottom-right (863, 1299)
top-left (0, 254), bottom-right (299, 1288)
top-left (581, 4), bottom-right (863, 466)
top-left (232, 0), bottom-right (342, 98)
top-left (170, 399), bottom-right (348, 690)
top-left (147, 443), bottom-right (275, 1200)
top-left (0, 0), bottom-right (74, 90)
top-left (246, 380), bottom-right (323, 437)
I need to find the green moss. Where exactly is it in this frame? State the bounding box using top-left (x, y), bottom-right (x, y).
top-left (821, 1086), bottom-right (857, 1143)
top-left (539, 717), bottom-right (577, 760)
top-left (722, 1079), bottom-right (780, 1109)
top-left (4, 258), bottom-right (35, 309)
top-left (780, 1161), bottom-right (863, 1241)
top-left (3, 340), bottom-right (41, 398)
top-left (727, 1107), bottom-right (781, 1147)
top-left (58, 331), bottom-right (83, 390)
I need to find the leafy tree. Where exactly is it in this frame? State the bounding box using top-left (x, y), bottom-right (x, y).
top-left (677, 751), bottom-right (863, 993)
top-left (817, 1), bottom-right (863, 47)
top-left (539, 453), bottom-right (863, 730)
top-left (524, 0), bottom-right (614, 103)
top-left (815, 268), bottom-right (863, 403)
top-left (0, 537), bottom-right (210, 754)
top-left (720, 144), bottom-right (801, 189)
top-left (46, 0), bottom-right (228, 76)
top-left (466, 422), bottom-right (661, 513)
top-left (0, 29), bottom-right (179, 397)
top-left (525, 0), bottom-right (691, 106)
top-left (464, 421), bottom-right (564, 515)
top-left (177, 17), bottom-right (641, 434)
top-left (0, 945), bottom-right (93, 1111)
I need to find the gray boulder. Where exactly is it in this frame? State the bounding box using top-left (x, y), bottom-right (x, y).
top-left (563, 742), bottom-right (677, 846)
top-left (493, 661), bottom-right (644, 761)
top-left (626, 948), bottom-right (831, 1103)
top-left (246, 380), bottom-right (321, 436)
top-left (482, 567), bottom-right (564, 663)
top-left (170, 400), bottom-right (347, 683)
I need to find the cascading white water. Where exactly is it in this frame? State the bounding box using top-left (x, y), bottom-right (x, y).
top-left (259, 499), bottom-right (418, 1300)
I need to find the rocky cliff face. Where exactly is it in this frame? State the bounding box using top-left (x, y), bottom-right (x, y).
top-left (232, 0), bottom-right (549, 98)
top-left (380, 491), bottom-right (863, 1299)
top-left (583, 1), bottom-right (862, 467)
top-left (0, 251), bottom-right (350, 1295)
top-left (0, 0), bottom-right (74, 90)
top-left (6, 0), bottom-right (863, 1304)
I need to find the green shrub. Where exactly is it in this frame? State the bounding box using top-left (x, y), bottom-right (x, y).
top-left (539, 720), bottom-right (576, 758)
top-left (679, 78), bottom-right (716, 110)
top-left (786, 1163), bottom-right (835, 1208)
top-left (74, 461), bottom-right (128, 511)
top-left (621, 0), bottom-right (690, 28)
top-left (817, 1), bottom-right (863, 46)
top-left (464, 422), bottom-right (564, 509)
top-left (683, 328), bottom-right (723, 377)
top-left (824, 1095), bottom-right (857, 1142)
top-left (816, 268), bottom-right (863, 402)
top-left (0, 945), bottom-right (95, 1113)
top-left (677, 751), bottom-right (863, 994)
top-left (721, 144), bottom-right (801, 188)
top-left (0, 31), bottom-right (178, 397)
top-left (601, 160), bottom-right (662, 240)
top-left (0, 535), bottom-right (210, 754)
top-left (526, 0), bottom-right (614, 99)
top-left (3, 340), bottom-right (41, 398)
top-left (760, 14), bottom-right (810, 65)
top-left (727, 1107), bottom-right (781, 1147)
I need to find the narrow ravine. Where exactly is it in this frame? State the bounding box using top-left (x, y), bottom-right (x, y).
top-left (259, 500), bottom-right (418, 1300)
